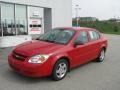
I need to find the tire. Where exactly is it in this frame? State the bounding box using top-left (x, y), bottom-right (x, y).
top-left (96, 49), bottom-right (105, 62)
top-left (52, 59), bottom-right (68, 81)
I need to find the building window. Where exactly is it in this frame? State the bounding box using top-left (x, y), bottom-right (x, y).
top-left (0, 5), bottom-right (1, 36)
top-left (15, 5), bottom-right (27, 35)
top-left (0, 3), bottom-right (28, 37)
top-left (1, 3), bottom-right (15, 36)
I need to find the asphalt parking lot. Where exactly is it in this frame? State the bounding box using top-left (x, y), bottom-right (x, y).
top-left (0, 34), bottom-right (120, 90)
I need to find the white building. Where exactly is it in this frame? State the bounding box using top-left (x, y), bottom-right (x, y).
top-left (0, 0), bottom-right (72, 47)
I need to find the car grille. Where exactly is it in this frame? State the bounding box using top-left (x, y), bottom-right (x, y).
top-left (12, 51), bottom-right (27, 61)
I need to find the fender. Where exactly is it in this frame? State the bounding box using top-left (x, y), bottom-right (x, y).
top-left (49, 52), bottom-right (72, 73)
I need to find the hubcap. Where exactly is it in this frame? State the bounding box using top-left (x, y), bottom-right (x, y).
top-left (99, 50), bottom-right (105, 61)
top-left (56, 62), bottom-right (67, 78)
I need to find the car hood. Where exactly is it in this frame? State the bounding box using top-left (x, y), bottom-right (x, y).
top-left (14, 40), bottom-right (64, 57)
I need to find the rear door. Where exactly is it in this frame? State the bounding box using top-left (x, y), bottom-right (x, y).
top-left (87, 30), bottom-right (101, 60)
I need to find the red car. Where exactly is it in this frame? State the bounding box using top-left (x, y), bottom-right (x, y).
top-left (8, 27), bottom-right (108, 81)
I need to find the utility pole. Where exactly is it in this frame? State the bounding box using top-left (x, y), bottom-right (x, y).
top-left (75, 5), bottom-right (81, 27)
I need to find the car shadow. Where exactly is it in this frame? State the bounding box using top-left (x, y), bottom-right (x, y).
top-left (67, 59), bottom-right (108, 77)
top-left (2, 68), bottom-right (54, 84)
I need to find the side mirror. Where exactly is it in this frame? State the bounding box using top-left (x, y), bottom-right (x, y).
top-left (36, 38), bottom-right (40, 40)
top-left (74, 41), bottom-right (85, 47)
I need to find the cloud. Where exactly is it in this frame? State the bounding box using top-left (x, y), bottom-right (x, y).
top-left (72, 0), bottom-right (120, 20)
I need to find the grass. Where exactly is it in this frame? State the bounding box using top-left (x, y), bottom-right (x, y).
top-left (72, 20), bottom-right (120, 35)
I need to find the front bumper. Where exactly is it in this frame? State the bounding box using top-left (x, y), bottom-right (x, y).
top-left (8, 54), bottom-right (52, 77)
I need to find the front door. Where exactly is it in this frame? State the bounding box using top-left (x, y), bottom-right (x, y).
top-left (70, 31), bottom-right (92, 67)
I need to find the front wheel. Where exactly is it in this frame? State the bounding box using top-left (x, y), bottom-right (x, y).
top-left (96, 49), bottom-right (105, 62)
top-left (52, 59), bottom-right (68, 81)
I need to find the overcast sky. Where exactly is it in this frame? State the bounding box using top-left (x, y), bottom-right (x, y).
top-left (72, 0), bottom-right (120, 20)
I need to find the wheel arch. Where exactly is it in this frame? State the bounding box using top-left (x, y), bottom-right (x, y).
top-left (57, 56), bottom-right (71, 71)
top-left (101, 45), bottom-right (107, 52)
top-left (51, 55), bottom-right (71, 73)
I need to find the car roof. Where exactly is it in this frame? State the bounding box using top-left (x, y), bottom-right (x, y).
top-left (55, 27), bottom-right (96, 31)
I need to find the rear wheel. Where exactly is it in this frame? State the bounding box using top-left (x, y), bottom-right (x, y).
top-left (52, 59), bottom-right (68, 81)
top-left (96, 49), bottom-right (105, 62)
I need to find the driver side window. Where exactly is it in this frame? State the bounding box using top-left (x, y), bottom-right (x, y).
top-left (75, 31), bottom-right (88, 43)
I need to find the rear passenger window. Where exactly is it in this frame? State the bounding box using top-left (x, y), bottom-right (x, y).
top-left (89, 31), bottom-right (100, 41)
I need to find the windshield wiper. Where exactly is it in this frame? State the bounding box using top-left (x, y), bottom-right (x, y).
top-left (44, 39), bottom-right (55, 43)
top-left (37, 38), bottom-right (63, 44)
top-left (38, 39), bottom-right (55, 43)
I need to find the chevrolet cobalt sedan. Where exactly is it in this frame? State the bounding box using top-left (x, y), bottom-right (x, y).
top-left (8, 27), bottom-right (108, 81)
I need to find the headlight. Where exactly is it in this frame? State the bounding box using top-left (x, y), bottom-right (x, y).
top-left (28, 55), bottom-right (49, 64)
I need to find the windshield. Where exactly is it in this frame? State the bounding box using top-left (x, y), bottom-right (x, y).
top-left (37, 29), bottom-right (75, 44)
